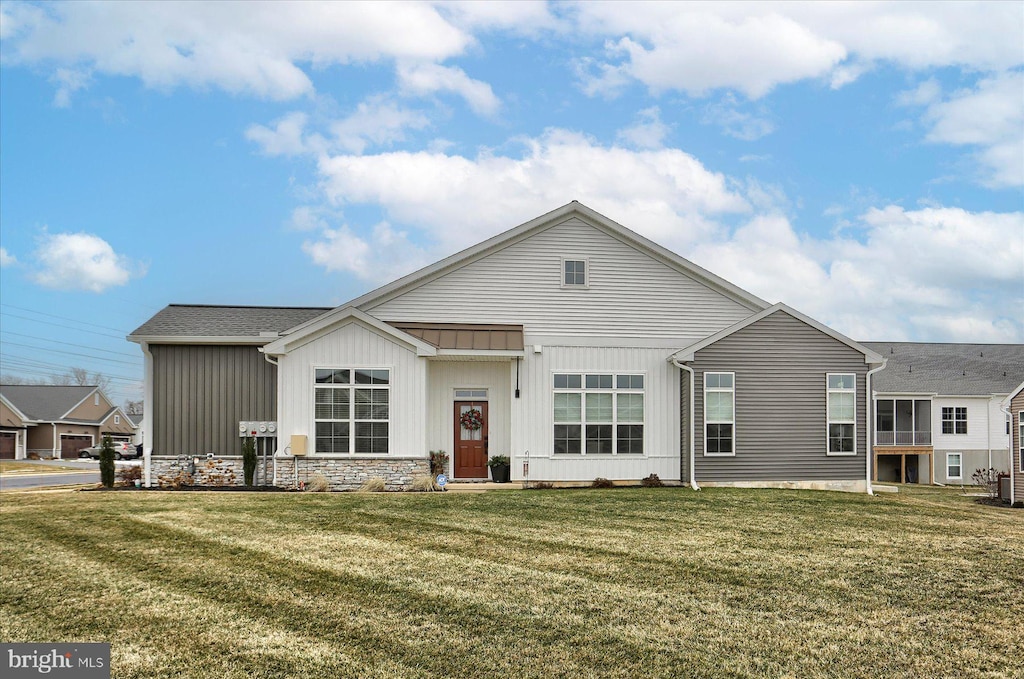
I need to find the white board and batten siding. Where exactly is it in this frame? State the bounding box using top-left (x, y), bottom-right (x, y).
top-left (511, 346), bottom-right (681, 482)
top-left (276, 320), bottom-right (427, 458)
top-left (364, 217), bottom-right (755, 344)
top-left (427, 361), bottom-right (512, 470)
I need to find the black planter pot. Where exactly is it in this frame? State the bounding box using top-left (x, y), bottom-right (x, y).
top-left (490, 463), bottom-right (511, 483)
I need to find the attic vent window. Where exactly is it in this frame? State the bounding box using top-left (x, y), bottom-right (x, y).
top-left (562, 258), bottom-right (588, 288)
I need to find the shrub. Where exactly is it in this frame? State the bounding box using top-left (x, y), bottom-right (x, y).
top-left (487, 454), bottom-right (511, 468)
top-left (411, 475), bottom-right (440, 492)
top-left (359, 477), bottom-right (386, 492)
top-left (641, 473), bottom-right (664, 488)
top-left (117, 465), bottom-right (142, 487)
top-left (242, 435), bottom-right (257, 486)
top-left (27, 452), bottom-right (39, 460)
top-left (971, 468), bottom-right (1000, 500)
top-left (429, 450), bottom-right (449, 476)
top-left (306, 472), bottom-right (330, 492)
top-left (591, 477), bottom-right (614, 489)
top-left (99, 436), bottom-right (116, 488)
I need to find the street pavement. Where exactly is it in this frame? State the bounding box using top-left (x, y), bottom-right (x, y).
top-left (0, 459), bottom-right (140, 491)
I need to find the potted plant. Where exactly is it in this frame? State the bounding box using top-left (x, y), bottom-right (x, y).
top-left (487, 454), bottom-right (511, 483)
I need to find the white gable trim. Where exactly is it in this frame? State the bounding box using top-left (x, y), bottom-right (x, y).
top-left (63, 387), bottom-right (106, 420)
top-left (278, 202), bottom-right (768, 342)
top-left (262, 307), bottom-right (437, 357)
top-left (0, 393), bottom-right (32, 424)
top-left (669, 303), bottom-right (885, 365)
top-left (99, 406), bottom-right (136, 430)
top-left (1002, 381), bottom-right (1024, 408)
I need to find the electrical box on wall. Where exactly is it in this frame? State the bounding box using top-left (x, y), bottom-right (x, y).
top-left (290, 435), bottom-right (307, 456)
top-left (238, 421), bottom-right (277, 438)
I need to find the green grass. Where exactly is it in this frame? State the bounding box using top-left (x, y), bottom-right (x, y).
top-left (0, 460), bottom-right (85, 474)
top-left (1, 486), bottom-right (1021, 678)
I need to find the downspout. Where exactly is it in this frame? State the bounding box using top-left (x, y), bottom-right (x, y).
top-left (52, 423), bottom-right (57, 458)
top-left (671, 358), bottom-right (699, 491)
top-left (999, 401), bottom-right (1013, 505)
top-left (986, 397), bottom-right (992, 470)
top-left (141, 341), bottom-right (154, 487)
top-left (262, 351), bottom-right (280, 486)
top-left (865, 360), bottom-right (887, 496)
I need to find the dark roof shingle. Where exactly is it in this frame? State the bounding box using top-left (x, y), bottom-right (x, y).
top-left (0, 385), bottom-right (97, 421)
top-left (129, 304), bottom-right (332, 339)
top-left (863, 342), bottom-right (1024, 395)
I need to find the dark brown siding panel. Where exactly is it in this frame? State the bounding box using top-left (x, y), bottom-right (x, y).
top-left (691, 311), bottom-right (869, 482)
top-left (151, 345), bottom-right (276, 456)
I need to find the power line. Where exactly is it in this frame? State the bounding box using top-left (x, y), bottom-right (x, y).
top-left (0, 312), bottom-right (127, 340)
top-left (0, 341), bottom-right (141, 366)
top-left (0, 330), bottom-right (142, 359)
top-left (0, 353), bottom-right (142, 381)
top-left (0, 303), bottom-right (131, 334)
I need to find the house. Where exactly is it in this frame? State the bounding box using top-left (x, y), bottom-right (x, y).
top-left (861, 343), bottom-right (1024, 485)
top-left (0, 384), bottom-right (137, 459)
top-left (130, 201), bottom-right (885, 492)
top-left (1000, 382), bottom-right (1024, 505)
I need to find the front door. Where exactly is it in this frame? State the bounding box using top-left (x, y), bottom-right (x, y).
top-left (454, 401), bottom-right (488, 478)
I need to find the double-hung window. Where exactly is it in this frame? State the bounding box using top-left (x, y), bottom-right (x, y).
top-left (1019, 415), bottom-right (1024, 473)
top-left (941, 407), bottom-right (967, 434)
top-left (704, 372), bottom-right (735, 455)
top-left (946, 452), bottom-right (962, 480)
top-left (314, 368), bottom-right (389, 454)
top-left (553, 373), bottom-right (643, 455)
top-left (827, 374), bottom-right (856, 454)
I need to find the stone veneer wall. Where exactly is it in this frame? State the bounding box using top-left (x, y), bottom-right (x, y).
top-left (149, 456), bottom-right (273, 487)
top-left (148, 455), bottom-right (429, 491)
top-left (275, 456), bottom-right (430, 491)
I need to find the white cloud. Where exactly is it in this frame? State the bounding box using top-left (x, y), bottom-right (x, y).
top-left (396, 62), bottom-right (500, 116)
top-left (690, 205), bottom-right (1023, 342)
top-left (702, 94), bottom-right (775, 140)
top-left (896, 78), bottom-right (941, 107)
top-left (314, 128), bottom-right (749, 255)
top-left (245, 112), bottom-right (318, 157)
top-left (49, 67), bottom-right (90, 107)
top-left (616, 107), bottom-right (670, 149)
top-left (2, 1), bottom-right (471, 100)
top-left (302, 221), bottom-right (431, 284)
top-left (921, 72), bottom-right (1024, 188)
top-left (440, 0), bottom-right (559, 34)
top-left (31, 232), bottom-right (140, 293)
top-left (330, 98), bottom-right (431, 154)
top-left (0, 247), bottom-right (16, 267)
top-left (299, 129), bottom-right (1022, 340)
top-left (570, 3), bottom-right (1023, 98)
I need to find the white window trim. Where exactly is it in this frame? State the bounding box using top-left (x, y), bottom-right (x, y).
top-left (311, 366), bottom-right (393, 457)
top-left (94, 393), bottom-right (100, 406)
top-left (551, 371), bottom-right (646, 456)
top-left (114, 414), bottom-right (120, 425)
top-left (560, 257), bottom-right (590, 289)
top-left (703, 371), bottom-right (736, 457)
top-left (946, 452), bottom-right (963, 480)
top-left (826, 373), bottom-right (857, 456)
top-left (1018, 415), bottom-right (1023, 474)
top-left (941, 406), bottom-right (968, 435)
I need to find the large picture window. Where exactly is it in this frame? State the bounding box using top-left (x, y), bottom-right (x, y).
top-left (704, 372), bottom-right (735, 455)
top-left (941, 407), bottom-right (967, 435)
top-left (553, 373), bottom-right (643, 455)
top-left (314, 368), bottom-right (389, 454)
top-left (827, 374), bottom-right (856, 455)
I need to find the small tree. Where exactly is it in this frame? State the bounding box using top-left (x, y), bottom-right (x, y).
top-left (972, 468), bottom-right (1000, 500)
top-left (99, 435), bottom-right (116, 488)
top-left (242, 434), bottom-right (257, 486)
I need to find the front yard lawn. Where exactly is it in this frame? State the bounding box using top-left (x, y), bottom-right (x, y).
top-left (1, 486), bottom-right (1020, 678)
top-left (0, 460), bottom-right (85, 475)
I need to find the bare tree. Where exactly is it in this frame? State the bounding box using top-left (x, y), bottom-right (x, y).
top-left (2, 367), bottom-right (111, 392)
top-left (123, 399), bottom-right (143, 415)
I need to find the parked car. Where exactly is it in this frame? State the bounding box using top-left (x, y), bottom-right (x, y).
top-left (78, 441), bottom-right (139, 460)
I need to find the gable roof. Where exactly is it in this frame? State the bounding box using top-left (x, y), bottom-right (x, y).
top-left (99, 406), bottom-right (136, 429)
top-left (1002, 381), bottom-right (1024, 408)
top-left (0, 385), bottom-right (100, 421)
top-left (0, 392), bottom-right (32, 425)
top-left (670, 303), bottom-right (885, 364)
top-left (261, 307), bottom-right (438, 356)
top-left (128, 304), bottom-right (332, 343)
top-left (863, 342), bottom-right (1024, 395)
top-left (341, 201), bottom-right (769, 316)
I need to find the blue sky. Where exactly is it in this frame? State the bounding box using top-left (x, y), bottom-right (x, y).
top-left (0, 1), bottom-right (1022, 407)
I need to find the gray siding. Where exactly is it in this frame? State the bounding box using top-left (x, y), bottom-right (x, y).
top-left (152, 345), bottom-right (276, 456)
top-left (691, 311), bottom-right (868, 482)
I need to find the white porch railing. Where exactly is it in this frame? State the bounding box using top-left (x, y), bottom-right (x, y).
top-left (875, 431), bottom-right (932, 446)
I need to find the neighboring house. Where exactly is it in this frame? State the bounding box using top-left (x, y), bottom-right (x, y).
top-left (0, 385), bottom-right (137, 459)
top-left (126, 412), bottom-right (144, 446)
top-left (1001, 382), bottom-right (1024, 505)
top-left (862, 343), bottom-right (1024, 485)
top-left (130, 201), bottom-right (884, 492)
